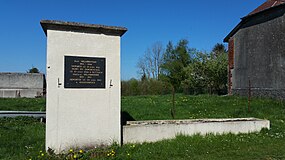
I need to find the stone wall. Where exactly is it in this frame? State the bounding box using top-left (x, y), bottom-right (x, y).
top-left (232, 9), bottom-right (285, 99)
top-left (0, 72), bottom-right (45, 98)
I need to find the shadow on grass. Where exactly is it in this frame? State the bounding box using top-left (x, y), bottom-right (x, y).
top-left (121, 111), bottom-right (135, 125)
top-left (121, 111), bottom-right (135, 145)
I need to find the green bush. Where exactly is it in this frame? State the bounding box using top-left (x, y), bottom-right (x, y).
top-left (121, 79), bottom-right (172, 96)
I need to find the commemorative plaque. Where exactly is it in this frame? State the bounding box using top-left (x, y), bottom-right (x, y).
top-left (64, 56), bottom-right (105, 88)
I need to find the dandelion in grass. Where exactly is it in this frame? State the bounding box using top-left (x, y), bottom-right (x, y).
top-left (69, 149), bottom-right (73, 153)
top-left (79, 149), bottom-right (84, 153)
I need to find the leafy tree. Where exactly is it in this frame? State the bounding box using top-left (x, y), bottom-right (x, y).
top-left (208, 43), bottom-right (228, 94)
top-left (183, 52), bottom-right (208, 94)
top-left (205, 52), bottom-right (228, 94)
top-left (161, 39), bottom-right (190, 118)
top-left (183, 46), bottom-right (228, 95)
top-left (129, 78), bottom-right (140, 96)
top-left (27, 67), bottom-right (40, 73)
top-left (212, 43), bottom-right (227, 57)
top-left (121, 78), bottom-right (172, 96)
top-left (121, 78), bottom-right (140, 96)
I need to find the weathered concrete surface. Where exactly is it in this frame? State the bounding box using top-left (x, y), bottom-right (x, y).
top-left (231, 6), bottom-right (285, 99)
top-left (123, 118), bottom-right (270, 144)
top-left (0, 73), bottom-right (44, 98)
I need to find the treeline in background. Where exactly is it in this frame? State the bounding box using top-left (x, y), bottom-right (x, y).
top-left (121, 39), bottom-right (228, 96)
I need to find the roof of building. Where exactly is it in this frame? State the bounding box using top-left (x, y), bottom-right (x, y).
top-left (224, 0), bottom-right (285, 42)
top-left (40, 20), bottom-right (127, 37)
top-left (249, 0), bottom-right (285, 16)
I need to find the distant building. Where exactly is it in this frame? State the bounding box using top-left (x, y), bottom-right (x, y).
top-left (224, 0), bottom-right (285, 99)
top-left (0, 72), bottom-right (45, 98)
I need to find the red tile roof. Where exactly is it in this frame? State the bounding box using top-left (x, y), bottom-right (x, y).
top-left (248, 0), bottom-right (285, 16)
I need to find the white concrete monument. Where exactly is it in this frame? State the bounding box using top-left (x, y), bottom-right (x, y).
top-left (41, 20), bottom-right (127, 152)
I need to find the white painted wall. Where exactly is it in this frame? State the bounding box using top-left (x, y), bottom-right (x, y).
top-left (46, 30), bottom-right (121, 152)
top-left (123, 118), bottom-right (270, 144)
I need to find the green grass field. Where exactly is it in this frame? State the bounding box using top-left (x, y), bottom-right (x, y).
top-left (0, 98), bottom-right (45, 111)
top-left (0, 117), bottom-right (45, 159)
top-left (0, 95), bottom-right (285, 159)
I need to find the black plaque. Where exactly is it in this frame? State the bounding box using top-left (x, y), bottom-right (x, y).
top-left (64, 56), bottom-right (106, 88)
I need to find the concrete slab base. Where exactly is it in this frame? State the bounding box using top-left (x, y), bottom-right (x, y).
top-left (123, 118), bottom-right (270, 144)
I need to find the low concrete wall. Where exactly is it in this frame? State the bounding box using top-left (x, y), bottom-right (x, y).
top-left (0, 111), bottom-right (46, 118)
top-left (123, 118), bottom-right (270, 144)
top-left (0, 72), bottom-right (44, 98)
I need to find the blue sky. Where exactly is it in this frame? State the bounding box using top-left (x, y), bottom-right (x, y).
top-left (0, 0), bottom-right (264, 80)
